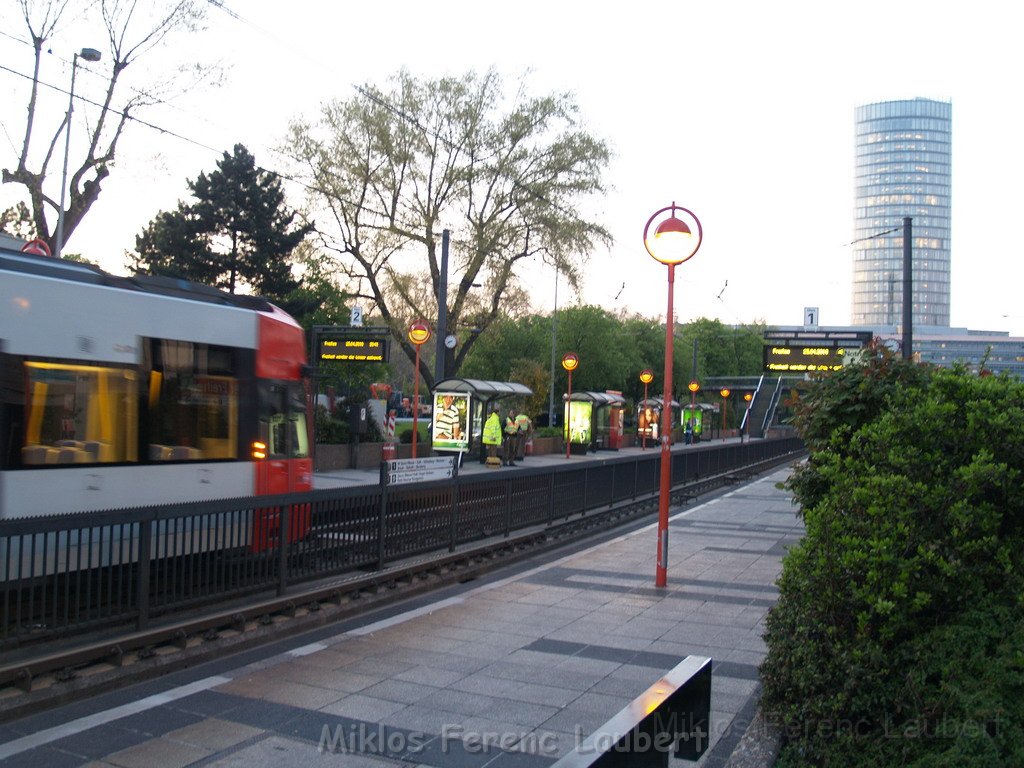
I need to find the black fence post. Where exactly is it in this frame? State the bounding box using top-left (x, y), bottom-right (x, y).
top-left (277, 503), bottom-right (290, 597)
top-left (378, 466), bottom-right (389, 570)
top-left (582, 468), bottom-right (589, 516)
top-left (449, 465), bottom-right (459, 553)
top-left (548, 471), bottom-right (556, 525)
top-left (504, 476), bottom-right (512, 537)
top-left (609, 463), bottom-right (616, 508)
top-left (136, 519), bottom-right (151, 631)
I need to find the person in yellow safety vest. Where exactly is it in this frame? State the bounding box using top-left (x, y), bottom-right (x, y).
top-left (482, 407), bottom-right (503, 467)
top-left (503, 414), bottom-right (519, 466)
top-left (514, 412), bottom-right (532, 461)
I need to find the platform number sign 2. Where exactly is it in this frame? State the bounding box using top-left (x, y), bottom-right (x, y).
top-left (350, 306), bottom-right (364, 327)
top-left (804, 307), bottom-right (818, 328)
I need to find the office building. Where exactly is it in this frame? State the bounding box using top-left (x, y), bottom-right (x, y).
top-left (852, 98), bottom-right (952, 327)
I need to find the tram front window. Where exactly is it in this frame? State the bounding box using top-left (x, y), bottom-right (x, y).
top-left (259, 382), bottom-right (308, 459)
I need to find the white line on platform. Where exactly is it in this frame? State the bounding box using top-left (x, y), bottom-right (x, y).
top-left (344, 596), bottom-right (465, 635)
top-left (0, 675), bottom-right (230, 760)
top-left (287, 641), bottom-right (329, 656)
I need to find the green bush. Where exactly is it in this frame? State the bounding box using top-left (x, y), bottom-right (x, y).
top-left (761, 347), bottom-right (1024, 767)
top-left (314, 404), bottom-right (349, 444)
top-left (536, 426), bottom-right (563, 438)
top-left (314, 402), bottom-right (384, 444)
top-left (396, 423), bottom-right (428, 444)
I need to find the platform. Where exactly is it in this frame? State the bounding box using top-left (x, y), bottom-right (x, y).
top-left (313, 438), bottom-right (742, 490)
top-left (0, 463), bottom-right (802, 768)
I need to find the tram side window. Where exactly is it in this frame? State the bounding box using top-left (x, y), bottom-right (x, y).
top-left (20, 361), bottom-right (138, 465)
top-left (145, 339), bottom-right (240, 461)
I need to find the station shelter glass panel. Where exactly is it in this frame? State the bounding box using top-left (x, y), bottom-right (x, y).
top-left (431, 378), bottom-right (533, 462)
top-left (566, 392), bottom-right (626, 452)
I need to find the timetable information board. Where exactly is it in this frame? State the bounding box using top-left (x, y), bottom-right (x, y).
top-left (763, 330), bottom-right (872, 373)
top-left (319, 336), bottom-right (389, 363)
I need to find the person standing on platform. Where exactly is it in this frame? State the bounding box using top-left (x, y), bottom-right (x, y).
top-left (483, 406), bottom-right (503, 468)
top-left (514, 411), bottom-right (532, 461)
top-left (503, 413), bottom-right (519, 466)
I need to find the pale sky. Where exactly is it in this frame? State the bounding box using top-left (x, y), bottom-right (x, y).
top-left (3, 1), bottom-right (1023, 335)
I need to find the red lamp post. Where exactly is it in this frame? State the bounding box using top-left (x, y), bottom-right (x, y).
top-left (639, 369), bottom-right (654, 450)
top-left (720, 388), bottom-right (731, 438)
top-left (562, 352), bottom-right (579, 459)
top-left (408, 320), bottom-right (431, 458)
top-left (643, 202), bottom-right (703, 588)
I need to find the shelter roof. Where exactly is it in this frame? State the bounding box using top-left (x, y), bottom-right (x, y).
top-left (433, 378), bottom-right (533, 397)
top-left (567, 391), bottom-right (627, 406)
top-left (638, 397), bottom-right (682, 408)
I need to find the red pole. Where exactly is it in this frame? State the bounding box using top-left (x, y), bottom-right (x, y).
top-left (642, 382), bottom-right (648, 450)
top-left (412, 345), bottom-right (420, 458)
top-left (656, 264), bottom-right (675, 588)
top-left (565, 370), bottom-right (573, 459)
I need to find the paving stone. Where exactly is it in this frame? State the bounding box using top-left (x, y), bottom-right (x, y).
top-left (318, 693), bottom-right (408, 720)
top-left (162, 717), bottom-right (264, 751)
top-left (261, 681), bottom-right (349, 709)
top-left (394, 665), bottom-right (472, 688)
top-left (359, 680), bottom-right (441, 705)
top-left (104, 736), bottom-right (213, 768)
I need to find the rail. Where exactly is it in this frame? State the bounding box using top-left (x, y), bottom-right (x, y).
top-left (0, 437), bottom-right (803, 652)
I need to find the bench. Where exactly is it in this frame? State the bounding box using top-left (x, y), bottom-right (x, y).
top-left (553, 655), bottom-right (712, 767)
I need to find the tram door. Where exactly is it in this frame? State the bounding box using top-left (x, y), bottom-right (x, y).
top-left (252, 381), bottom-right (312, 551)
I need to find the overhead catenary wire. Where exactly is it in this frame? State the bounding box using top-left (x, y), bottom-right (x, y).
top-left (1, 1), bottom-right (586, 250)
top-left (843, 225), bottom-right (901, 246)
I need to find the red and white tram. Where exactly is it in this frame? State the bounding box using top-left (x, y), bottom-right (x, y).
top-left (0, 245), bottom-right (313, 530)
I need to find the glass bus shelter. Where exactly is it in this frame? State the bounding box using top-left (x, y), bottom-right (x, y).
top-left (430, 378), bottom-right (533, 462)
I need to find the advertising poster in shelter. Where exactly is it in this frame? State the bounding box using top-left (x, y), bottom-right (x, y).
top-left (565, 401), bottom-right (592, 445)
top-left (682, 405), bottom-right (704, 435)
top-left (431, 392), bottom-right (470, 451)
top-left (638, 403), bottom-right (659, 439)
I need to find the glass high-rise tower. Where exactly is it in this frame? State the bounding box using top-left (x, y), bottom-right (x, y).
top-left (852, 98), bottom-right (952, 327)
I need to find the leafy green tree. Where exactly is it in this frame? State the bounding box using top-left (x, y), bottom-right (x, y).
top-left (761, 351), bottom-right (1024, 766)
top-left (131, 144), bottom-right (312, 300)
top-left (130, 202), bottom-right (218, 284)
top-left (0, 201), bottom-right (36, 239)
top-left (282, 241), bottom-right (354, 330)
top-left (286, 69), bottom-right (611, 390)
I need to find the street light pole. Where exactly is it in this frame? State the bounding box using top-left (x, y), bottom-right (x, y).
top-left (549, 267), bottom-right (559, 427)
top-left (561, 352), bottom-right (578, 459)
top-left (644, 203), bottom-right (703, 589)
top-left (902, 216), bottom-right (913, 360)
top-left (408, 321), bottom-right (431, 458)
top-left (55, 47), bottom-right (101, 259)
top-left (434, 229), bottom-right (450, 383)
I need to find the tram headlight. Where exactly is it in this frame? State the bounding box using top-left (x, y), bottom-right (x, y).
top-left (252, 441), bottom-right (267, 460)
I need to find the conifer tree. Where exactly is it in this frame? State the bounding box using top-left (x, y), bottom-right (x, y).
top-left (132, 144), bottom-right (312, 300)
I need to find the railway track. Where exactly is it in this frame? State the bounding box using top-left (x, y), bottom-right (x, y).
top-left (0, 449), bottom-right (803, 722)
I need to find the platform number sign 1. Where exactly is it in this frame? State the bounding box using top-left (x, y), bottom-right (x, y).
top-left (350, 306), bottom-right (364, 327)
top-left (804, 307), bottom-right (819, 328)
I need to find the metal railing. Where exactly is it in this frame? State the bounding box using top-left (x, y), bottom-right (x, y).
top-left (0, 437), bottom-right (803, 647)
top-left (553, 655), bottom-right (712, 766)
